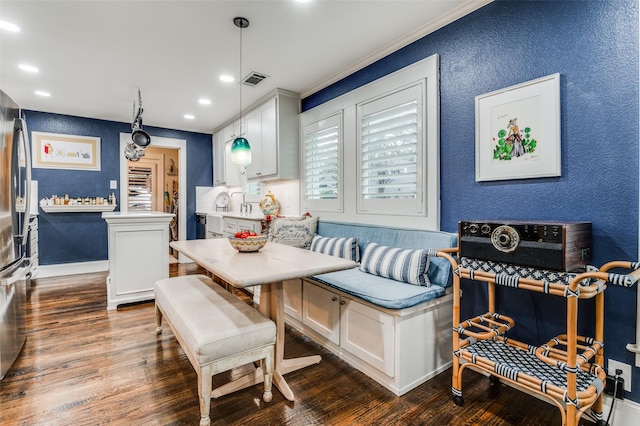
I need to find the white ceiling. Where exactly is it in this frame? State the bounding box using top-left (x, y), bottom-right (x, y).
top-left (0, 0), bottom-right (487, 134)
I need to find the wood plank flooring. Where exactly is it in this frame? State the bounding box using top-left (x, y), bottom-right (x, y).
top-left (0, 264), bottom-right (599, 425)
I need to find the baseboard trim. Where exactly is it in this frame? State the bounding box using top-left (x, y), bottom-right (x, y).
top-left (37, 260), bottom-right (109, 278)
top-left (602, 395), bottom-right (640, 426)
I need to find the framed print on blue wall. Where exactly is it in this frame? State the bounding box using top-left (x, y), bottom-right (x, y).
top-left (31, 131), bottom-right (101, 171)
top-left (475, 73), bottom-right (561, 182)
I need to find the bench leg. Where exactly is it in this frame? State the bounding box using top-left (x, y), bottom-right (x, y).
top-left (262, 347), bottom-right (274, 403)
top-left (198, 365), bottom-right (213, 426)
top-left (155, 305), bottom-right (163, 335)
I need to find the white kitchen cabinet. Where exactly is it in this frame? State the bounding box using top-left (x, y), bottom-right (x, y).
top-left (283, 278), bottom-right (303, 321)
top-left (102, 212), bottom-right (174, 310)
top-left (302, 279), bottom-right (341, 345)
top-left (222, 216), bottom-right (263, 237)
top-left (284, 277), bottom-right (453, 396)
top-left (213, 130), bottom-right (225, 186)
top-left (245, 97), bottom-right (277, 179)
top-left (222, 119), bottom-right (242, 142)
top-left (300, 280), bottom-right (393, 374)
top-left (224, 141), bottom-right (241, 187)
top-left (340, 295), bottom-right (395, 376)
top-left (213, 89), bottom-right (300, 182)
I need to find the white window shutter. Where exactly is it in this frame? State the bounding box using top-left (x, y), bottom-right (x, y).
top-left (357, 83), bottom-right (424, 215)
top-left (302, 112), bottom-right (343, 212)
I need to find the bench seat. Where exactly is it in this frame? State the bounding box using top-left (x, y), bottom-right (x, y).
top-left (311, 268), bottom-right (447, 309)
top-left (155, 274), bottom-right (276, 426)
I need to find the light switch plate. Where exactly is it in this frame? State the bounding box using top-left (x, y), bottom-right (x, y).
top-left (110, 180), bottom-right (117, 189)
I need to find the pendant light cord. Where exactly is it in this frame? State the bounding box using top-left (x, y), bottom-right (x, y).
top-left (238, 22), bottom-right (242, 136)
top-left (238, 20), bottom-right (244, 135)
top-left (233, 17), bottom-right (249, 137)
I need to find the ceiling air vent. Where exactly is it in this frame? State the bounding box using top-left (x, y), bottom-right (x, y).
top-left (241, 72), bottom-right (269, 87)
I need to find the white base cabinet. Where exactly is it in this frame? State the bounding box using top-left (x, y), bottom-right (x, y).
top-left (222, 216), bottom-right (263, 238)
top-left (285, 278), bottom-right (453, 396)
top-left (103, 212), bottom-right (174, 310)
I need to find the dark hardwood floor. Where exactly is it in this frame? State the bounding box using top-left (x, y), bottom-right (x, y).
top-left (0, 263), bottom-right (598, 425)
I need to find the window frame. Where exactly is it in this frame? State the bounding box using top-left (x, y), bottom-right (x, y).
top-left (299, 54), bottom-right (440, 229)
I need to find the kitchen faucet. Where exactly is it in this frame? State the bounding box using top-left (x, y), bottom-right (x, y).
top-left (230, 191), bottom-right (252, 215)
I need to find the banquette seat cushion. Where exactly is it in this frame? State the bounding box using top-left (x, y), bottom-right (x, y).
top-left (308, 221), bottom-right (458, 309)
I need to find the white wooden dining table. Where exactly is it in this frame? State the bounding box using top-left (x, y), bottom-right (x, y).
top-left (169, 238), bottom-right (356, 401)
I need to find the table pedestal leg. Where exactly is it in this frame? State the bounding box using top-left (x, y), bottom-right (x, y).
top-left (210, 281), bottom-right (322, 401)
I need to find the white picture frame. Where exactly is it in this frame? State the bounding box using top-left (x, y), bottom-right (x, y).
top-left (475, 73), bottom-right (561, 182)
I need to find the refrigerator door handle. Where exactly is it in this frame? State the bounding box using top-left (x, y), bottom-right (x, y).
top-left (12, 118), bottom-right (32, 246)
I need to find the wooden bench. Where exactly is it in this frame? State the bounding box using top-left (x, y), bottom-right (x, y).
top-left (155, 274), bottom-right (276, 426)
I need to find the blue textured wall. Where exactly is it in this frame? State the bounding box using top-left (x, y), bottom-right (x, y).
top-left (303, 0), bottom-right (640, 402)
top-left (24, 111), bottom-right (212, 265)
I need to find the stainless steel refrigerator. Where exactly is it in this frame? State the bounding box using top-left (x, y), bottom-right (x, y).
top-left (0, 89), bottom-right (32, 381)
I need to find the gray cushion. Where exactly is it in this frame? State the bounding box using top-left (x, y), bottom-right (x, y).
top-left (155, 275), bottom-right (276, 366)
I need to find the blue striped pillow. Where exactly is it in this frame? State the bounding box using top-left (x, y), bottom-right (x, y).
top-left (310, 235), bottom-right (360, 262)
top-left (359, 242), bottom-right (430, 286)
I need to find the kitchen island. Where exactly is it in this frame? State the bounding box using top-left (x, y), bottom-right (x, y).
top-left (102, 211), bottom-right (174, 310)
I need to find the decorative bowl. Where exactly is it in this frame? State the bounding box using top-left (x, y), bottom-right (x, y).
top-left (228, 235), bottom-right (268, 252)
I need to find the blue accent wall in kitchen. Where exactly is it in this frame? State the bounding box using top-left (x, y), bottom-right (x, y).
top-left (24, 111), bottom-right (212, 265)
top-left (303, 0), bottom-right (640, 402)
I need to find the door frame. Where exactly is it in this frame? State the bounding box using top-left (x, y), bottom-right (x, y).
top-left (119, 133), bottom-right (188, 263)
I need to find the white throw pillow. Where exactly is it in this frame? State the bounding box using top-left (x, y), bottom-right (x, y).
top-left (268, 215), bottom-right (318, 250)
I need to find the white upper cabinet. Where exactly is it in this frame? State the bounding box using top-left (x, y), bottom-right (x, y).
top-left (222, 119), bottom-right (242, 142)
top-left (213, 130), bottom-right (226, 186)
top-left (245, 97), bottom-right (277, 179)
top-left (245, 90), bottom-right (300, 181)
top-left (213, 88), bottom-right (300, 185)
top-left (224, 140), bottom-right (241, 187)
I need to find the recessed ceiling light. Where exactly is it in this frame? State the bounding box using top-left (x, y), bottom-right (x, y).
top-left (35, 90), bottom-right (51, 97)
top-left (219, 74), bottom-right (234, 83)
top-left (184, 114), bottom-right (195, 120)
top-left (198, 98), bottom-right (212, 105)
top-left (0, 20), bottom-right (20, 32)
top-left (19, 64), bottom-right (39, 73)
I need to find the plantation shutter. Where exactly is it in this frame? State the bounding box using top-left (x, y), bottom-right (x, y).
top-left (357, 83), bottom-right (424, 215)
top-left (302, 113), bottom-right (342, 212)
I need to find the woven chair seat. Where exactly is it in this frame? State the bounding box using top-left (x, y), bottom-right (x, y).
top-left (461, 339), bottom-right (603, 395)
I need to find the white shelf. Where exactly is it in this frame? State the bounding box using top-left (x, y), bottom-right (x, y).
top-left (40, 204), bottom-right (117, 213)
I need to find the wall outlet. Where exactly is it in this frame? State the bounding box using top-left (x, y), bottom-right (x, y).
top-left (608, 359), bottom-right (632, 392)
top-left (605, 375), bottom-right (625, 399)
top-left (110, 180), bottom-right (117, 189)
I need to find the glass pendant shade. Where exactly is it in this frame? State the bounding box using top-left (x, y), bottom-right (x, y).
top-left (230, 136), bottom-right (252, 166)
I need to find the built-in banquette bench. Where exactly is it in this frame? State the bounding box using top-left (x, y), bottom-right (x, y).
top-left (281, 220), bottom-right (457, 396)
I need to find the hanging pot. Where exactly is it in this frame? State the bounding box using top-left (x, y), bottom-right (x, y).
top-left (131, 126), bottom-right (151, 148)
top-left (124, 142), bottom-right (145, 161)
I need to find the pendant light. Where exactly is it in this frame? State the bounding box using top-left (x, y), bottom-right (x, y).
top-left (230, 17), bottom-right (252, 167)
